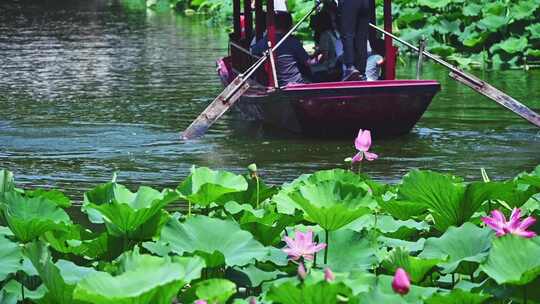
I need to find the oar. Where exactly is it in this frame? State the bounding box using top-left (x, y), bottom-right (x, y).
top-left (182, 1), bottom-right (322, 140)
top-left (370, 23), bottom-right (540, 128)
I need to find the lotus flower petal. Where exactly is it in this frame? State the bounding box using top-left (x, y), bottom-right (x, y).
top-left (364, 151), bottom-right (378, 161)
top-left (355, 130), bottom-right (372, 152)
top-left (351, 152), bottom-right (364, 163)
top-left (282, 230), bottom-right (326, 261)
top-left (324, 268), bottom-right (335, 282)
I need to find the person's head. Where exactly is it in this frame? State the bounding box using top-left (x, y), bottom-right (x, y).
top-left (312, 10), bottom-right (333, 42)
top-left (274, 11), bottom-right (293, 33)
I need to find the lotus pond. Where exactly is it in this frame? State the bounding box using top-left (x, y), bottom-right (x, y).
top-left (1, 160), bottom-right (540, 304)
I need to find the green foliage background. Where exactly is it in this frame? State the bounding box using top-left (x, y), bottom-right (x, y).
top-left (144, 0), bottom-right (540, 69)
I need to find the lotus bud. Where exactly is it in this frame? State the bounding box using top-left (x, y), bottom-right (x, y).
top-left (297, 263), bottom-right (307, 280)
top-left (194, 300), bottom-right (207, 304)
top-left (249, 297), bottom-right (257, 304)
top-left (392, 268), bottom-right (411, 295)
top-left (248, 163), bottom-right (258, 173)
top-left (324, 268), bottom-right (335, 282)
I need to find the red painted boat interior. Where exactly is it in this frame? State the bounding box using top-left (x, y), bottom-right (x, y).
top-left (283, 80), bottom-right (440, 91)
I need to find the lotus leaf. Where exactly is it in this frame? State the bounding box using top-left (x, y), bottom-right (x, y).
top-left (511, 0), bottom-right (540, 21)
top-left (74, 252), bottom-right (204, 304)
top-left (417, 0), bottom-right (451, 9)
top-left (0, 233), bottom-right (21, 281)
top-left (527, 23), bottom-right (540, 39)
top-left (195, 279), bottom-right (236, 303)
top-left (272, 169), bottom-right (373, 215)
top-left (377, 198), bottom-right (428, 220)
top-left (177, 167), bottom-right (248, 207)
top-left (477, 15), bottom-right (509, 31)
top-left (378, 236), bottom-right (426, 253)
top-left (490, 37), bottom-right (528, 54)
top-left (157, 215), bottom-right (270, 267)
top-left (220, 174), bottom-right (277, 207)
top-left (2, 192), bottom-right (71, 242)
top-left (463, 3), bottom-right (482, 16)
top-left (266, 279), bottom-right (351, 304)
top-left (0, 280), bottom-right (47, 304)
top-left (25, 189), bottom-right (71, 208)
top-left (480, 235), bottom-right (540, 285)
top-left (398, 170), bottom-right (469, 231)
top-left (235, 264), bottom-right (285, 287)
top-left (419, 223), bottom-right (493, 274)
top-left (43, 226), bottom-right (108, 260)
top-left (346, 214), bottom-right (429, 239)
top-left (425, 288), bottom-right (491, 304)
top-left (289, 181), bottom-right (373, 231)
top-left (318, 229), bottom-right (378, 272)
top-left (383, 248), bottom-right (440, 283)
top-left (84, 182), bottom-right (178, 237)
top-left (367, 274), bottom-right (439, 304)
top-left (24, 241), bottom-right (97, 304)
top-left (356, 286), bottom-right (409, 304)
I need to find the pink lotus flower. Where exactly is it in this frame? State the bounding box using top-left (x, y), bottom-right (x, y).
top-left (392, 268), bottom-right (411, 295)
top-left (324, 268), bottom-right (335, 282)
top-left (352, 130), bottom-right (378, 163)
top-left (282, 230), bottom-right (326, 261)
top-left (482, 208), bottom-right (536, 238)
top-left (249, 297), bottom-right (257, 304)
top-left (195, 300), bottom-right (207, 304)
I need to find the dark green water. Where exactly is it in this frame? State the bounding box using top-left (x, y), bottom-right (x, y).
top-left (1, 0), bottom-right (539, 196)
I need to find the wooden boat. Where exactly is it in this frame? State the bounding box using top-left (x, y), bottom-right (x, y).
top-left (219, 0), bottom-right (441, 137)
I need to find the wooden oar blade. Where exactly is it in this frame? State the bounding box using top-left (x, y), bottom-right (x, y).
top-left (450, 72), bottom-right (540, 127)
top-left (182, 77), bottom-right (250, 140)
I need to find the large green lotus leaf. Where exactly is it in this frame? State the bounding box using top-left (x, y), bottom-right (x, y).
top-left (2, 192), bottom-right (71, 242)
top-left (527, 23), bottom-right (540, 39)
top-left (24, 241), bottom-right (97, 304)
top-left (378, 236), bottom-right (426, 253)
top-left (345, 214), bottom-right (429, 239)
top-left (436, 19), bottom-right (461, 35)
top-left (419, 223), bottom-right (493, 274)
top-left (25, 189), bottom-right (71, 208)
top-left (0, 280), bottom-right (47, 304)
top-left (74, 252), bottom-right (204, 304)
top-left (417, 0), bottom-right (451, 9)
top-left (84, 182), bottom-right (178, 237)
top-left (477, 15), bottom-right (509, 31)
top-left (480, 235), bottom-right (540, 285)
top-left (43, 226), bottom-right (108, 260)
top-left (511, 0), bottom-right (540, 21)
top-left (177, 167), bottom-right (248, 206)
top-left (398, 170), bottom-right (470, 232)
top-left (0, 233), bottom-right (22, 281)
top-left (195, 279), bottom-right (236, 303)
top-left (289, 181), bottom-right (373, 231)
top-left (425, 288), bottom-right (491, 304)
top-left (158, 215), bottom-right (270, 267)
top-left (318, 229), bottom-right (378, 272)
top-left (355, 286), bottom-right (408, 304)
top-left (234, 264), bottom-right (285, 287)
top-left (382, 248), bottom-right (440, 284)
top-left (266, 279), bottom-right (352, 304)
top-left (377, 198), bottom-right (428, 220)
top-left (271, 169), bottom-right (373, 215)
top-left (463, 3), bottom-right (482, 16)
top-left (361, 275), bottom-right (438, 304)
top-left (396, 7), bottom-right (424, 24)
top-left (0, 169), bottom-right (15, 194)
top-left (490, 37), bottom-right (528, 54)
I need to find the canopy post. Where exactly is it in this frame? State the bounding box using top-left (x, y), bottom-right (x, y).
top-left (233, 0), bottom-right (241, 41)
top-left (266, 0), bottom-right (276, 87)
top-left (255, 0), bottom-right (264, 40)
top-left (383, 0), bottom-right (396, 80)
top-left (243, 0), bottom-right (253, 44)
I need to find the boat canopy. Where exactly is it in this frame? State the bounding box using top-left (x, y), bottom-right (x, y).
top-left (230, 0), bottom-right (397, 85)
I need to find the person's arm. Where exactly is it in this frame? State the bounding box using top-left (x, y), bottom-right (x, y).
top-left (292, 38), bottom-right (312, 77)
top-left (250, 37), bottom-right (268, 55)
top-left (317, 33), bottom-right (332, 64)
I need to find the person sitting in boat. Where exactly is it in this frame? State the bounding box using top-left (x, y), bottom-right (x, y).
top-left (251, 11), bottom-right (311, 87)
top-left (309, 10), bottom-right (342, 82)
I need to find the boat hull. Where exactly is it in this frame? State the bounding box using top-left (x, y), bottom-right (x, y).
top-left (219, 58), bottom-right (441, 137)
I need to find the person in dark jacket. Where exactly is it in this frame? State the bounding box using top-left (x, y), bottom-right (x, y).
top-left (251, 11), bottom-right (311, 86)
top-left (338, 0), bottom-right (370, 81)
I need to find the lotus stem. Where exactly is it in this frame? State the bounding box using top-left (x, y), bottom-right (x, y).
top-left (255, 174), bottom-right (260, 209)
top-left (524, 285), bottom-right (528, 304)
top-left (451, 273), bottom-right (455, 287)
top-left (324, 229), bottom-right (329, 265)
top-left (19, 271), bottom-right (25, 302)
top-left (188, 201), bottom-right (192, 217)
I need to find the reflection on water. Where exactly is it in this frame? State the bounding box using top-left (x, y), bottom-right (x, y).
top-left (1, 0), bottom-right (539, 196)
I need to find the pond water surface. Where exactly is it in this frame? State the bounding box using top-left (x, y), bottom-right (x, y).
top-left (1, 0), bottom-right (539, 197)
